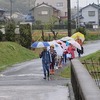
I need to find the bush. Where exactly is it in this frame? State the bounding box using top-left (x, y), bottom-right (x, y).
top-left (5, 22), bottom-right (16, 41)
top-left (0, 30), bottom-right (3, 41)
top-left (75, 27), bottom-right (87, 36)
top-left (19, 24), bottom-right (32, 49)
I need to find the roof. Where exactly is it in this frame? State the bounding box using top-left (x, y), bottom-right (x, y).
top-left (30, 2), bottom-right (60, 12)
top-left (0, 8), bottom-right (5, 12)
top-left (80, 3), bottom-right (100, 12)
top-left (72, 3), bottom-right (100, 20)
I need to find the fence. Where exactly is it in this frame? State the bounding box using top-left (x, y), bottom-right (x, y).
top-left (71, 59), bottom-right (100, 100)
top-left (82, 58), bottom-right (100, 89)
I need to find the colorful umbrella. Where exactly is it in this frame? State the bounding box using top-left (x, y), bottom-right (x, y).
top-left (67, 40), bottom-right (81, 50)
top-left (71, 32), bottom-right (85, 42)
top-left (31, 41), bottom-right (50, 48)
top-left (56, 40), bottom-right (67, 50)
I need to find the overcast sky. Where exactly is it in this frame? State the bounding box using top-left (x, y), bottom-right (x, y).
top-left (71, 0), bottom-right (99, 8)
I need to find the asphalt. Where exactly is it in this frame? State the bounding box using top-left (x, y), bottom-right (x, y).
top-left (0, 58), bottom-right (70, 100)
top-left (0, 40), bottom-right (99, 100)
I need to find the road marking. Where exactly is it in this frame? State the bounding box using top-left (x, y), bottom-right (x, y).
top-left (0, 74), bottom-right (4, 77)
top-left (1, 74), bottom-right (43, 77)
top-left (17, 74), bottom-right (43, 77)
top-left (0, 96), bottom-right (11, 98)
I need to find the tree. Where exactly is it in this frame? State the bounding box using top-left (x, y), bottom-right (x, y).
top-left (44, 17), bottom-right (58, 40)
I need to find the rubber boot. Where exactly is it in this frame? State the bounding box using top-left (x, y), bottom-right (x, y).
top-left (52, 69), bottom-right (55, 74)
top-left (50, 69), bottom-right (52, 75)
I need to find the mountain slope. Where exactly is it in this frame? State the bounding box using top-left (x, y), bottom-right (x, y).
top-left (0, 0), bottom-right (36, 14)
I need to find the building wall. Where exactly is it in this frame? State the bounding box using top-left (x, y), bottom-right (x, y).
top-left (81, 6), bottom-right (98, 24)
top-left (35, 0), bottom-right (67, 17)
top-left (33, 5), bottom-right (53, 23)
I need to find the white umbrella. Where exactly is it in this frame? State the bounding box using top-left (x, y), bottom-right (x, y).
top-left (67, 40), bottom-right (81, 50)
top-left (60, 36), bottom-right (74, 41)
top-left (48, 41), bottom-right (63, 56)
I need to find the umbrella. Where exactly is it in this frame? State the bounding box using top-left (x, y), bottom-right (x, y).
top-left (31, 41), bottom-right (50, 48)
top-left (48, 41), bottom-right (64, 56)
top-left (67, 40), bottom-right (81, 50)
top-left (60, 36), bottom-right (74, 41)
top-left (56, 40), bottom-right (67, 50)
top-left (71, 32), bottom-right (85, 42)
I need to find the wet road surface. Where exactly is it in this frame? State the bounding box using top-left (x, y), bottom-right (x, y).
top-left (0, 40), bottom-right (100, 100)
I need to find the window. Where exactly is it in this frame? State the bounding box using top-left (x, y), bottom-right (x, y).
top-left (41, 11), bottom-right (48, 15)
top-left (56, 2), bottom-right (63, 7)
top-left (88, 11), bottom-right (95, 16)
top-left (88, 21), bottom-right (95, 24)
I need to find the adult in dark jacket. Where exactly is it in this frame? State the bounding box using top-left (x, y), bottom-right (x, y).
top-left (40, 47), bottom-right (52, 80)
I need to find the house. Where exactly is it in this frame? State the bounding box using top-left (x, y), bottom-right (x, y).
top-left (11, 12), bottom-right (25, 22)
top-left (30, 2), bottom-right (60, 23)
top-left (35, 0), bottom-right (67, 18)
top-left (72, 3), bottom-right (100, 26)
top-left (24, 13), bottom-right (34, 22)
top-left (0, 8), bottom-right (6, 22)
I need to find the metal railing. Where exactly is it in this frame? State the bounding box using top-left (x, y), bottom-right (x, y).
top-left (71, 59), bottom-right (100, 100)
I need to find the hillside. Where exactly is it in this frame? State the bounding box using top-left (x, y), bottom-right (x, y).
top-left (0, 42), bottom-right (36, 71)
top-left (0, 0), bottom-right (36, 14)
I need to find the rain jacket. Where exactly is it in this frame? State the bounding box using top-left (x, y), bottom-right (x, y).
top-left (40, 50), bottom-right (52, 63)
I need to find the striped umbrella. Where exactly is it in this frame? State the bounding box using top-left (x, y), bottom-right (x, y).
top-left (31, 41), bottom-right (50, 48)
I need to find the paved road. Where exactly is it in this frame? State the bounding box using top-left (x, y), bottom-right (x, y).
top-left (0, 40), bottom-right (100, 100)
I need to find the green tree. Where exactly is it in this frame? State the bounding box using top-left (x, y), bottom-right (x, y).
top-left (19, 24), bottom-right (32, 49)
top-left (75, 27), bottom-right (87, 36)
top-left (5, 22), bottom-right (16, 41)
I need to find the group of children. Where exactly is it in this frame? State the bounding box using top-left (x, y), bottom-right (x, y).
top-left (39, 37), bottom-right (84, 80)
top-left (39, 42), bottom-right (81, 80)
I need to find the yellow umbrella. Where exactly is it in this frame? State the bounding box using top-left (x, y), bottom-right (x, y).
top-left (71, 32), bottom-right (85, 42)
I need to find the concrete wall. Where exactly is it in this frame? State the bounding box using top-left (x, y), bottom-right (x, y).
top-left (71, 59), bottom-right (100, 100)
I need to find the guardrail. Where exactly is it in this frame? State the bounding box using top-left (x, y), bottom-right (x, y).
top-left (71, 59), bottom-right (100, 100)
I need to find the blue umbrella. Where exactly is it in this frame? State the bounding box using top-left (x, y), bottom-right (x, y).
top-left (31, 41), bottom-right (50, 48)
top-left (66, 41), bottom-right (69, 46)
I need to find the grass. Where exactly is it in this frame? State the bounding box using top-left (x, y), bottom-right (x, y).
top-left (59, 50), bottom-right (100, 78)
top-left (80, 50), bottom-right (100, 62)
top-left (59, 66), bottom-right (71, 78)
top-left (0, 42), bottom-right (38, 71)
top-left (32, 30), bottom-right (68, 41)
top-left (32, 29), bottom-right (100, 41)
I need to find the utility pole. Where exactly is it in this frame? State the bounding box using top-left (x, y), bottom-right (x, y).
top-left (29, 0), bottom-right (31, 10)
top-left (67, 0), bottom-right (71, 37)
top-left (77, 0), bottom-right (79, 28)
top-left (10, 0), bottom-right (12, 19)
